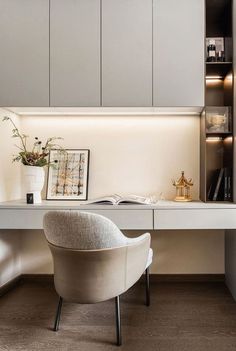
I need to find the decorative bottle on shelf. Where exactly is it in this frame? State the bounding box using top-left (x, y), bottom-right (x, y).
top-left (207, 39), bottom-right (216, 62)
top-left (217, 50), bottom-right (225, 62)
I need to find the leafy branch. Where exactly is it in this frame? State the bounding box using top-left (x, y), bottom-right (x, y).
top-left (2, 116), bottom-right (65, 167)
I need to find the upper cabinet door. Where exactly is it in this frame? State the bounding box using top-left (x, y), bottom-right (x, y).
top-left (153, 0), bottom-right (204, 107)
top-left (0, 0), bottom-right (49, 107)
top-left (102, 0), bottom-right (152, 107)
top-left (50, 0), bottom-right (100, 107)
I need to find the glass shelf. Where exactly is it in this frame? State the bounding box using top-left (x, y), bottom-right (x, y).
top-left (206, 62), bottom-right (232, 64)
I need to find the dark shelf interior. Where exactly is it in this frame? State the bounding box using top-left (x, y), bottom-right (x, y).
top-left (206, 63), bottom-right (232, 78)
top-left (201, 0), bottom-right (234, 203)
top-left (205, 75), bottom-right (233, 106)
top-left (205, 137), bottom-right (233, 201)
top-left (206, 132), bottom-right (232, 137)
top-left (206, 0), bottom-right (232, 37)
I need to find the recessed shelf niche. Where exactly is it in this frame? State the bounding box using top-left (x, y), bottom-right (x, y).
top-left (200, 0), bottom-right (234, 202)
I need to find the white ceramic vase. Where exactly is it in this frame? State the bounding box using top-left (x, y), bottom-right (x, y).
top-left (23, 166), bottom-right (45, 204)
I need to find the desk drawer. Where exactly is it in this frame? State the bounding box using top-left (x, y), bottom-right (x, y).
top-left (154, 209), bottom-right (236, 230)
top-left (0, 209), bottom-right (69, 229)
top-left (0, 209), bottom-right (153, 230)
top-left (81, 209), bottom-right (153, 230)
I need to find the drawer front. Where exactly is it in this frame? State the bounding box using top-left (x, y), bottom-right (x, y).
top-left (154, 209), bottom-right (236, 230)
top-left (0, 209), bottom-right (69, 229)
top-left (0, 209), bottom-right (153, 230)
top-left (81, 209), bottom-right (153, 230)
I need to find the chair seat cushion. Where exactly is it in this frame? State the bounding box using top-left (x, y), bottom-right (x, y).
top-left (146, 248), bottom-right (153, 269)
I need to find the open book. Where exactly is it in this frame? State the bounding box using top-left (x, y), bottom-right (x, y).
top-left (86, 194), bottom-right (154, 205)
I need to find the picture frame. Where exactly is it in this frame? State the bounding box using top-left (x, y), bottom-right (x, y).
top-left (206, 37), bottom-right (224, 56)
top-left (46, 149), bottom-right (90, 201)
top-left (205, 106), bottom-right (231, 134)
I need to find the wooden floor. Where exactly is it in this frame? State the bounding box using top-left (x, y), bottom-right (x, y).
top-left (1, 281), bottom-right (236, 351)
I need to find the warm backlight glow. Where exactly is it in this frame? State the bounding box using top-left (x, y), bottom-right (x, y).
top-left (206, 78), bottom-right (223, 85)
top-left (206, 137), bottom-right (223, 142)
top-left (206, 76), bottom-right (223, 80)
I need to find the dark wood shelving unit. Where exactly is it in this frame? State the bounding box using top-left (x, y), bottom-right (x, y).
top-left (206, 132), bottom-right (232, 137)
top-left (206, 62), bottom-right (232, 64)
top-left (200, 0), bottom-right (234, 202)
top-left (206, 62), bottom-right (232, 75)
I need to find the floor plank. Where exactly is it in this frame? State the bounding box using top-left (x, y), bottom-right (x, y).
top-left (1, 281), bottom-right (236, 350)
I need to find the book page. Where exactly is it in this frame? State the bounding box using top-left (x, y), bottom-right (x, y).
top-left (117, 194), bottom-right (152, 205)
top-left (86, 194), bottom-right (121, 205)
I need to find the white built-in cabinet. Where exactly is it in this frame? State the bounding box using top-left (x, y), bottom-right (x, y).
top-left (153, 0), bottom-right (205, 107)
top-left (0, 0), bottom-right (205, 108)
top-left (0, 0), bottom-right (49, 107)
top-left (50, 0), bottom-right (100, 106)
top-left (102, 0), bottom-right (152, 106)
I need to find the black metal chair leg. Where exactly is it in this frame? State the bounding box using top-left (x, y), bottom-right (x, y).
top-left (53, 296), bottom-right (63, 331)
top-left (115, 296), bottom-right (122, 346)
top-left (145, 267), bottom-right (150, 306)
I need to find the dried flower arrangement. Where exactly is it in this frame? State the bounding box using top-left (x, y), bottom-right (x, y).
top-left (2, 116), bottom-right (64, 167)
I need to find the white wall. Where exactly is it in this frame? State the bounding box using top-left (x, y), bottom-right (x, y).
top-left (0, 108), bottom-right (21, 287)
top-left (21, 115), bottom-right (200, 200)
top-left (19, 115), bottom-right (224, 275)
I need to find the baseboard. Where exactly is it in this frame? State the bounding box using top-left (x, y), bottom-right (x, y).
top-left (0, 275), bottom-right (22, 297)
top-left (0, 274), bottom-right (225, 297)
top-left (21, 273), bottom-right (225, 283)
top-left (148, 274), bottom-right (225, 283)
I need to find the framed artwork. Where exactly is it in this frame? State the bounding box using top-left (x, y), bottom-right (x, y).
top-left (205, 106), bottom-right (231, 133)
top-left (46, 149), bottom-right (90, 200)
top-left (206, 37), bottom-right (224, 54)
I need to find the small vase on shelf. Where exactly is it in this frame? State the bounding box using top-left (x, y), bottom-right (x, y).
top-left (2, 116), bottom-right (64, 205)
top-left (23, 166), bottom-right (45, 204)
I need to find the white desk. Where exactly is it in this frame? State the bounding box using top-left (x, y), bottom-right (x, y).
top-left (1, 199), bottom-right (236, 300)
top-left (0, 199), bottom-right (236, 230)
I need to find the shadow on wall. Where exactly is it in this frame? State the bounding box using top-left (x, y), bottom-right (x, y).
top-left (18, 228), bottom-right (225, 275)
top-left (21, 252), bottom-right (53, 274)
top-left (0, 230), bottom-right (21, 286)
top-left (20, 230), bottom-right (53, 274)
top-left (124, 230), bottom-right (225, 274)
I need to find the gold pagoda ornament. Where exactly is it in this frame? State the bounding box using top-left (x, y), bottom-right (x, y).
top-left (172, 171), bottom-right (193, 202)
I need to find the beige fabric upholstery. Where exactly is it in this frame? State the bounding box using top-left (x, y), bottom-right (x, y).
top-left (44, 211), bottom-right (128, 249)
top-left (43, 211), bottom-right (151, 304)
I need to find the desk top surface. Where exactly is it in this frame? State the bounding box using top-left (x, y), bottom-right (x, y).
top-left (1, 199), bottom-right (236, 210)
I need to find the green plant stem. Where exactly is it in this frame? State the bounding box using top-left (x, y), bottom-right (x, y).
top-left (8, 118), bottom-right (27, 153)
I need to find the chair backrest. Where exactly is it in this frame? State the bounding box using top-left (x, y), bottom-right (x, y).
top-left (43, 210), bottom-right (128, 249)
top-left (43, 211), bottom-right (150, 303)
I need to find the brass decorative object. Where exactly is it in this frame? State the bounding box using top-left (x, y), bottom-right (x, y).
top-left (172, 171), bottom-right (193, 202)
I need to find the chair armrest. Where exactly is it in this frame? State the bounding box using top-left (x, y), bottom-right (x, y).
top-left (125, 233), bottom-right (151, 290)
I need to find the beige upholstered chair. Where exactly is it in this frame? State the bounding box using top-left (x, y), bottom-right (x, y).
top-left (43, 211), bottom-right (153, 346)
